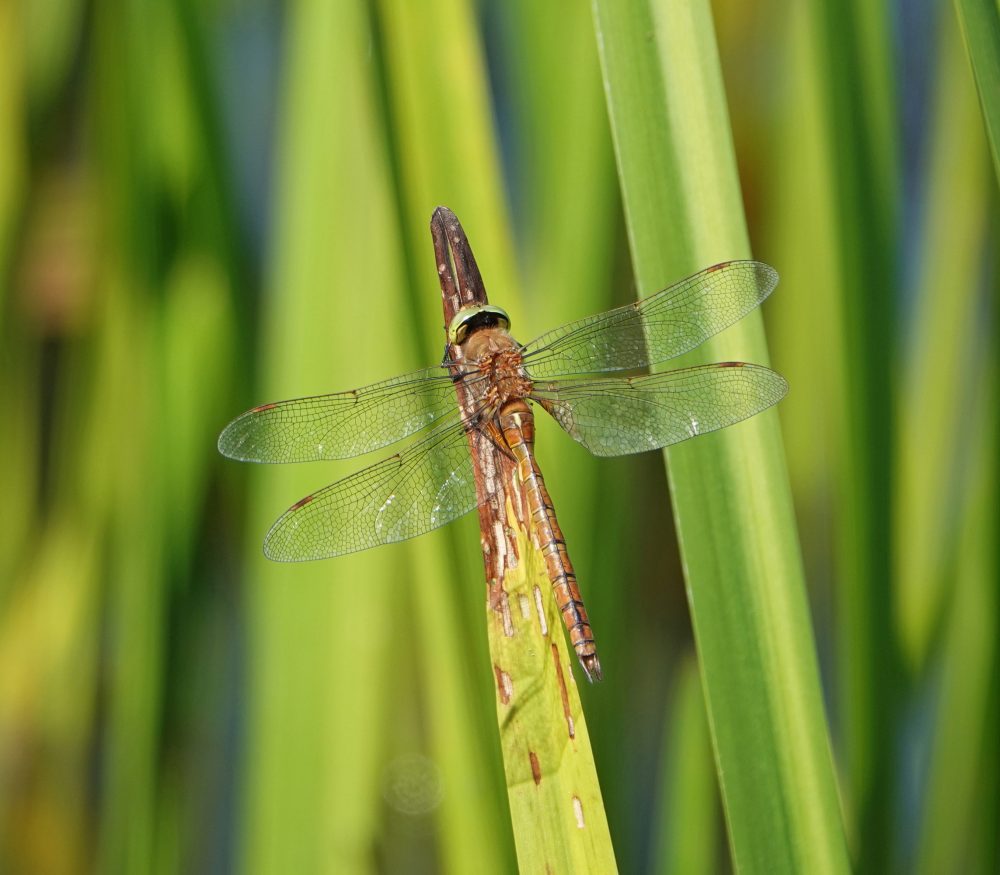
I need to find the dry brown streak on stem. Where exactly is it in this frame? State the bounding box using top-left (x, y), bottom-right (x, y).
top-left (431, 206), bottom-right (523, 630)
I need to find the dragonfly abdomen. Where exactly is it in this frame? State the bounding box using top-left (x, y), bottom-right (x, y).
top-left (499, 401), bottom-right (603, 682)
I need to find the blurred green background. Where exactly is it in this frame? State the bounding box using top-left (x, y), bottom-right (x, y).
top-left (0, 0), bottom-right (996, 873)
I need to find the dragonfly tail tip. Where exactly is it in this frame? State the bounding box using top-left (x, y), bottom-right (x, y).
top-left (581, 654), bottom-right (603, 683)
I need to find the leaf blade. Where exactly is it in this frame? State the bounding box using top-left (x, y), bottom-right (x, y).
top-left (591, 1), bottom-right (850, 872)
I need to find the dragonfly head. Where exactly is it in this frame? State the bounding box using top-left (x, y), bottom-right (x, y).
top-left (448, 304), bottom-right (511, 345)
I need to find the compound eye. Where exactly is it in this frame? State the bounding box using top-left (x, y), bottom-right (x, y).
top-left (452, 317), bottom-right (472, 345)
top-left (448, 305), bottom-right (511, 345)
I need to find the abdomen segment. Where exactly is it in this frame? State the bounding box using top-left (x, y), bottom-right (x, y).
top-left (499, 401), bottom-right (602, 682)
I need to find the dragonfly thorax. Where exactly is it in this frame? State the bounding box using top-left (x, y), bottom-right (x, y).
top-left (465, 335), bottom-right (533, 411)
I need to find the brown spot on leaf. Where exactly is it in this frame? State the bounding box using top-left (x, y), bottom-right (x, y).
top-left (487, 579), bottom-right (504, 610)
top-left (500, 590), bottom-right (514, 637)
top-left (533, 585), bottom-right (549, 635)
top-left (550, 643), bottom-right (575, 739)
top-left (494, 664), bottom-right (512, 705)
top-left (529, 751), bottom-right (542, 786)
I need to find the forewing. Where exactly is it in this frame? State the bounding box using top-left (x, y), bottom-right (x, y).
top-left (263, 414), bottom-right (481, 560)
top-left (218, 365), bottom-right (470, 462)
top-left (532, 364), bottom-right (788, 457)
top-left (520, 261), bottom-right (778, 378)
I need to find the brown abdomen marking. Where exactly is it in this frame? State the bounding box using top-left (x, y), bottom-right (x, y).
top-left (498, 400), bottom-right (602, 682)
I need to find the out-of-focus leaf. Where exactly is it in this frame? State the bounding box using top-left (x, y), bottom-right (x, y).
top-left (591, 1), bottom-right (849, 871)
top-left (894, 11), bottom-right (993, 668)
top-left (954, 0), bottom-right (1000, 182)
top-left (240, 1), bottom-right (414, 871)
top-left (650, 658), bottom-right (718, 875)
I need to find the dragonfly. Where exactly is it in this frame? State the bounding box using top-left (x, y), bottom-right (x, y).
top-left (218, 257), bottom-right (787, 682)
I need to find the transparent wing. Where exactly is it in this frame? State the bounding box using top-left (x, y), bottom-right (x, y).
top-left (532, 363), bottom-right (788, 457)
top-left (263, 413), bottom-right (482, 560)
top-left (218, 365), bottom-right (479, 462)
top-left (520, 261), bottom-right (778, 378)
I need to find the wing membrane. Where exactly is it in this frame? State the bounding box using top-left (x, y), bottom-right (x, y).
top-left (521, 261), bottom-right (778, 378)
top-left (263, 414), bottom-right (481, 560)
top-left (532, 363), bottom-right (788, 457)
top-left (218, 365), bottom-right (474, 462)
